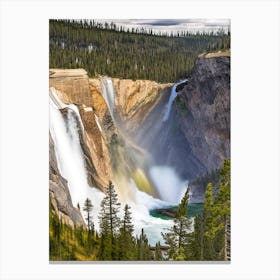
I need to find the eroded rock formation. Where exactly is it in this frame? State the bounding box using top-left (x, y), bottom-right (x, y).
top-left (176, 56), bottom-right (230, 173)
top-left (50, 69), bottom-right (113, 193)
top-left (176, 55), bottom-right (230, 199)
top-left (49, 133), bottom-right (85, 227)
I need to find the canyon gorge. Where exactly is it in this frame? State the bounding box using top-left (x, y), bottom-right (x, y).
top-left (49, 54), bottom-right (230, 244)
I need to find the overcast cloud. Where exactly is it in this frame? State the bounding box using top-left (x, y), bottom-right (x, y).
top-left (94, 19), bottom-right (230, 34)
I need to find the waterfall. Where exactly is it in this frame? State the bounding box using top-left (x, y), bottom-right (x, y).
top-left (101, 77), bottom-right (115, 120)
top-left (149, 166), bottom-right (188, 204)
top-left (49, 88), bottom-right (172, 242)
top-left (49, 88), bottom-right (104, 229)
top-left (163, 79), bottom-right (188, 122)
top-left (123, 179), bottom-right (173, 245)
top-left (49, 85), bottom-right (190, 245)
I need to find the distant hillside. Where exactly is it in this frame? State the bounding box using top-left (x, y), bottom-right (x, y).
top-left (49, 19), bottom-right (230, 83)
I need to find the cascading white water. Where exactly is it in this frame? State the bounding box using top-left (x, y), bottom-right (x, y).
top-left (49, 88), bottom-right (105, 230)
top-left (49, 87), bottom-right (173, 244)
top-left (123, 179), bottom-right (173, 245)
top-left (149, 166), bottom-right (188, 204)
top-left (163, 79), bottom-right (188, 122)
top-left (101, 77), bottom-right (115, 121)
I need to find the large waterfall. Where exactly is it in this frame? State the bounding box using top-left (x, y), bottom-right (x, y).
top-left (49, 88), bottom-right (105, 231)
top-left (49, 87), bottom-right (174, 244)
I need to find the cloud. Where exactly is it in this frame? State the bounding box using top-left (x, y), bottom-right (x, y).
top-left (94, 19), bottom-right (230, 34)
top-left (134, 19), bottom-right (187, 26)
top-left (129, 19), bottom-right (229, 27)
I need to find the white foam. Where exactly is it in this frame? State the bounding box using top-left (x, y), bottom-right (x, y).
top-left (101, 77), bottom-right (115, 121)
top-left (163, 79), bottom-right (188, 121)
top-left (49, 92), bottom-right (104, 230)
top-left (149, 166), bottom-right (188, 204)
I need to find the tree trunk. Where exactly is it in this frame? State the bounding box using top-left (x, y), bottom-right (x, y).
top-left (224, 215), bottom-right (230, 261)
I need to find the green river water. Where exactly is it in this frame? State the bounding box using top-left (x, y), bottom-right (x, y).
top-left (150, 203), bottom-right (204, 220)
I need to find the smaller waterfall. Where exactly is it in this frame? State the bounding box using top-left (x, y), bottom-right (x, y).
top-left (101, 78), bottom-right (115, 120)
top-left (163, 79), bottom-right (188, 122)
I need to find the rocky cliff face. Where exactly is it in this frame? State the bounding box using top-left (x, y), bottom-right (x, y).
top-left (50, 69), bottom-right (92, 106)
top-left (175, 55), bottom-right (230, 198)
top-left (50, 69), bottom-right (113, 192)
top-left (49, 69), bottom-right (112, 227)
top-left (121, 55), bottom-right (230, 196)
top-left (112, 78), bottom-right (171, 121)
top-left (89, 77), bottom-right (171, 126)
top-left (176, 56), bottom-right (230, 172)
top-left (49, 133), bottom-right (85, 227)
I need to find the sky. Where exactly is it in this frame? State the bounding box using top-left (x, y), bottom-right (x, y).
top-left (94, 19), bottom-right (230, 34)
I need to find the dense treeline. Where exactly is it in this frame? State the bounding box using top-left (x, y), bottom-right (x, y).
top-left (186, 159), bottom-right (231, 260)
top-left (50, 181), bottom-right (153, 261)
top-left (50, 160), bottom-right (230, 261)
top-left (49, 19), bottom-right (230, 83)
top-left (160, 159), bottom-right (230, 260)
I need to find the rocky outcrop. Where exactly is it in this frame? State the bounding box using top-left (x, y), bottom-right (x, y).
top-left (77, 105), bottom-right (112, 190)
top-left (89, 79), bottom-right (108, 120)
top-left (112, 78), bottom-right (171, 120)
top-left (49, 69), bottom-right (92, 106)
top-left (49, 69), bottom-right (113, 192)
top-left (89, 77), bottom-right (171, 127)
top-left (176, 56), bottom-right (230, 173)
top-left (49, 133), bottom-right (85, 227)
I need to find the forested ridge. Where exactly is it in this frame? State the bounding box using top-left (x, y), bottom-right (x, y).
top-left (49, 19), bottom-right (230, 83)
top-left (49, 159), bottom-right (230, 261)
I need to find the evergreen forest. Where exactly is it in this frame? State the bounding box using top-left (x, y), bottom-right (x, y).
top-left (49, 19), bottom-right (230, 83)
top-left (49, 159), bottom-right (230, 261)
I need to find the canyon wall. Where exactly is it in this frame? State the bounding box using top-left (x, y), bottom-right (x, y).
top-left (49, 70), bottom-right (169, 225)
top-left (176, 55), bottom-right (230, 173)
top-left (49, 53), bottom-right (230, 224)
top-left (175, 55), bottom-right (230, 199)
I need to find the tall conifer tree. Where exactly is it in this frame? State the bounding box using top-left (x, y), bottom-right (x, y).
top-left (98, 180), bottom-right (121, 260)
top-left (162, 187), bottom-right (192, 260)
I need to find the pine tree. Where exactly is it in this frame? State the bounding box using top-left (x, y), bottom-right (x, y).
top-left (154, 242), bottom-right (163, 260)
top-left (183, 159), bottom-right (231, 261)
top-left (118, 204), bottom-right (136, 260)
top-left (162, 187), bottom-right (192, 260)
top-left (98, 199), bottom-right (112, 260)
top-left (136, 228), bottom-right (151, 260)
top-left (212, 159), bottom-right (231, 260)
top-left (83, 198), bottom-right (95, 256)
top-left (98, 181), bottom-right (121, 260)
top-left (83, 198), bottom-right (94, 232)
top-left (202, 182), bottom-right (215, 260)
top-left (185, 214), bottom-right (204, 260)
top-left (200, 159), bottom-right (231, 260)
